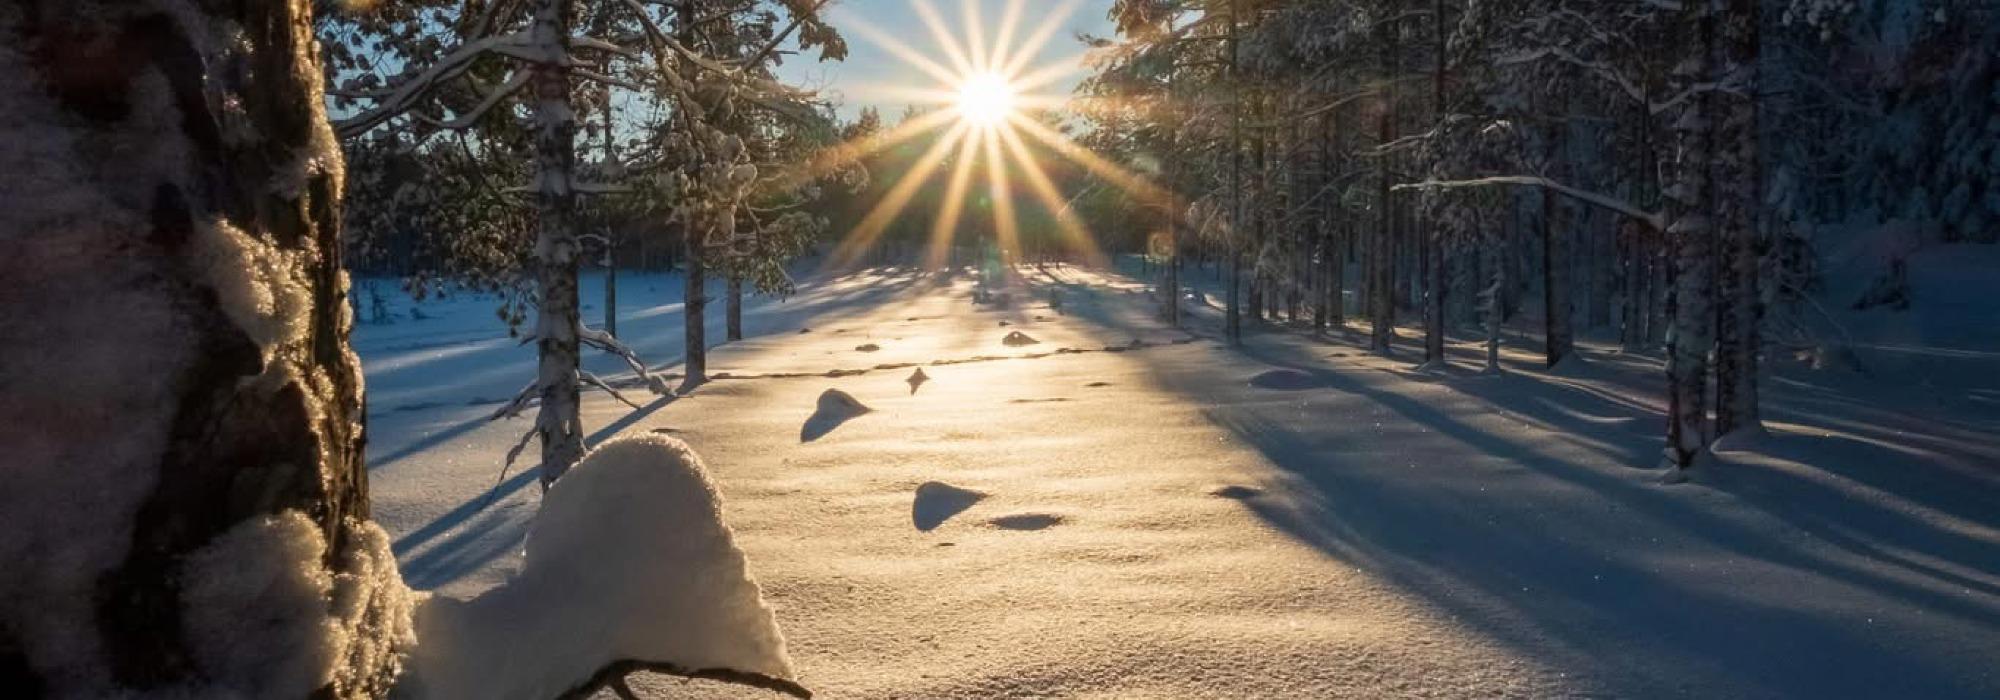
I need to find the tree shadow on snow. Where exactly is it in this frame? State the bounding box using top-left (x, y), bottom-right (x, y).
top-left (1137, 334), bottom-right (2000, 700)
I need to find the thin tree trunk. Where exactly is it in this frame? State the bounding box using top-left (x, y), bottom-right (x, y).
top-left (1225, 0), bottom-right (1243, 345)
top-left (4, 1), bottom-right (408, 693)
top-left (1371, 13), bottom-right (1398, 355)
top-left (1423, 0), bottom-right (1449, 366)
top-left (605, 243), bottom-right (619, 338)
top-left (1715, 0), bottom-right (1763, 436)
top-left (678, 0), bottom-right (708, 389)
top-left (1666, 2), bottom-right (1718, 469)
top-left (1542, 186), bottom-right (1574, 368)
top-left (530, 0), bottom-right (586, 484)
top-left (726, 274), bottom-right (744, 342)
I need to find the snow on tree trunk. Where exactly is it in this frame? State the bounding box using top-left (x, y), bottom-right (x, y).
top-left (403, 435), bottom-right (799, 699)
top-left (1714, 0), bottom-right (1763, 437)
top-left (1665, 2), bottom-right (1718, 469)
top-left (0, 2), bottom-right (415, 695)
top-left (529, 0), bottom-right (587, 486)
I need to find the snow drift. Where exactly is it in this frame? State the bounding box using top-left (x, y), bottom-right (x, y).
top-left (402, 435), bottom-right (795, 699)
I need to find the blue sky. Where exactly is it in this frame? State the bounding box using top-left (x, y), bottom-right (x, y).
top-left (771, 0), bottom-right (1116, 121)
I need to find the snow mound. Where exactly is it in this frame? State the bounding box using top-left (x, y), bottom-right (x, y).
top-left (912, 481), bottom-right (987, 531)
top-left (907, 367), bottom-right (930, 395)
top-left (802, 388), bottom-right (873, 442)
top-left (1002, 331), bottom-right (1040, 347)
top-left (404, 435), bottom-right (794, 699)
top-left (855, 343), bottom-right (880, 352)
top-left (1248, 369), bottom-right (1325, 390)
top-left (987, 513), bottom-right (1065, 531)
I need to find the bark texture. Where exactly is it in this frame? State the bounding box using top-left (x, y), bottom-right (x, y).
top-left (1, 0), bottom-right (409, 695)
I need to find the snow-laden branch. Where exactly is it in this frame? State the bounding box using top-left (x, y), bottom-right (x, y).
top-left (1496, 46), bottom-right (1649, 107)
top-left (412, 70), bottom-right (532, 131)
top-left (334, 32), bottom-right (528, 139)
top-left (1394, 176), bottom-right (1666, 231)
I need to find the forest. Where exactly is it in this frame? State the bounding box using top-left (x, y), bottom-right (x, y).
top-left (2, 0), bottom-right (1996, 698)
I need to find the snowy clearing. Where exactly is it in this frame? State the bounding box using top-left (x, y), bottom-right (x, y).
top-left (361, 265), bottom-right (2000, 699)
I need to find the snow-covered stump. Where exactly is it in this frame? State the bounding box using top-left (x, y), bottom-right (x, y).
top-left (0, 1), bottom-right (415, 695)
top-left (404, 435), bottom-right (804, 699)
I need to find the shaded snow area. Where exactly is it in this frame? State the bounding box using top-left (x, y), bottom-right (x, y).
top-left (403, 434), bottom-right (790, 699)
top-left (362, 265), bottom-right (2000, 698)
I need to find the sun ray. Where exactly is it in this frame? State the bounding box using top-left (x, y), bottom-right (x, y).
top-left (842, 82), bottom-right (962, 106)
top-left (988, 0), bottom-right (1026, 75)
top-left (780, 108), bottom-right (958, 190)
top-left (910, 0), bottom-right (976, 78)
top-left (1011, 58), bottom-right (1089, 94)
top-left (1001, 0), bottom-right (1083, 78)
top-left (1006, 112), bottom-right (1173, 207)
top-left (999, 126), bottom-right (1107, 266)
top-left (845, 13), bottom-right (965, 87)
top-left (961, 0), bottom-right (990, 73)
top-left (926, 131), bottom-right (984, 270)
top-left (828, 122), bottom-right (972, 268)
top-left (981, 127), bottom-right (1021, 268)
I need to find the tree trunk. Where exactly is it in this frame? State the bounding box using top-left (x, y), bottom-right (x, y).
top-left (2, 1), bottom-right (410, 695)
top-left (1225, 0), bottom-right (1244, 345)
top-left (605, 244), bottom-right (619, 338)
top-left (529, 0), bottom-right (586, 485)
top-left (677, 0), bottom-right (708, 389)
top-left (1541, 186), bottom-right (1574, 368)
top-left (726, 274), bottom-right (744, 342)
top-left (1666, 2), bottom-right (1718, 469)
top-left (1715, 0), bottom-right (1763, 436)
top-left (1371, 11), bottom-right (1398, 354)
top-left (684, 241), bottom-right (708, 387)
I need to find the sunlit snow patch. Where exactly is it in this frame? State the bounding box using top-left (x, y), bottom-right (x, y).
top-left (402, 435), bottom-right (795, 699)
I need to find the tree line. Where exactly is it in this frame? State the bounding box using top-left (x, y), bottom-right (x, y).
top-left (1073, 0), bottom-right (1997, 470)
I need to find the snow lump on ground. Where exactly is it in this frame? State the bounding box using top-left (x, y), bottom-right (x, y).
top-left (402, 434), bottom-right (794, 699)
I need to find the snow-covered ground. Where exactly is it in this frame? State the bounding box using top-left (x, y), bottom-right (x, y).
top-left (359, 261), bottom-right (2000, 698)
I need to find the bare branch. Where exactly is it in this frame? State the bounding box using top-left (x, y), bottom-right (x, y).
top-left (581, 370), bottom-right (644, 410)
top-left (556, 659), bottom-right (812, 700)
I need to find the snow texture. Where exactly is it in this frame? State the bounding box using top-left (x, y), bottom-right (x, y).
top-left (401, 434), bottom-right (793, 699)
top-left (0, 28), bottom-right (195, 693)
top-left (179, 513), bottom-right (420, 699)
top-left (361, 263), bottom-right (2000, 698)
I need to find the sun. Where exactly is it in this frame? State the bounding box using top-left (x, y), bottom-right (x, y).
top-left (818, 0), bottom-right (1174, 272)
top-left (956, 72), bottom-right (1017, 126)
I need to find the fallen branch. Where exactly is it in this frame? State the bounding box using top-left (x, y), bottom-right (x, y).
top-left (556, 659), bottom-right (812, 700)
